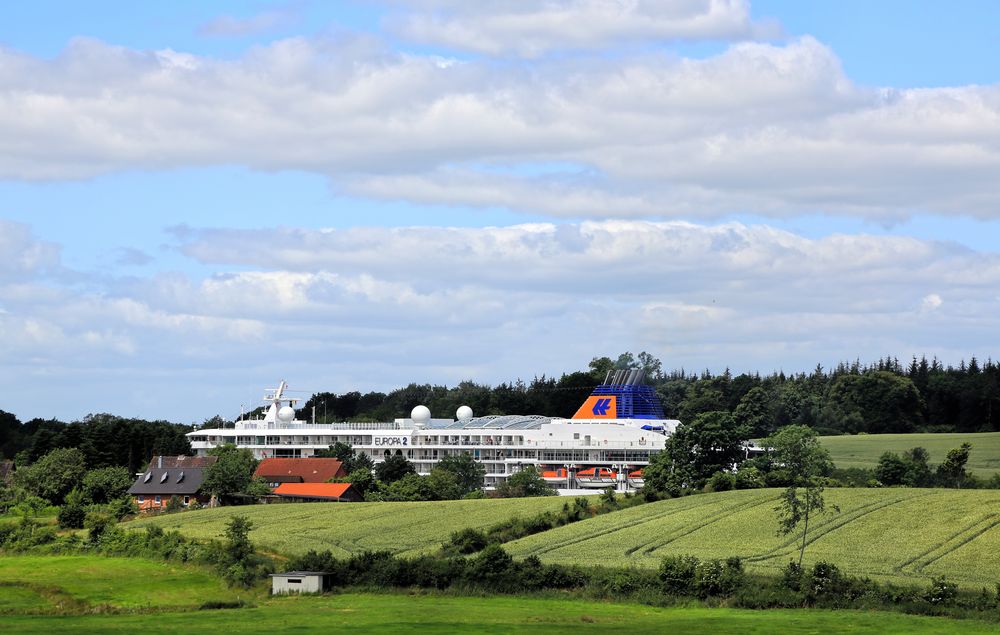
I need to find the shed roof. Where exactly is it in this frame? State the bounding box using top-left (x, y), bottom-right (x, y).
top-left (255, 458), bottom-right (345, 483)
top-left (271, 571), bottom-right (330, 577)
top-left (273, 482), bottom-right (356, 500)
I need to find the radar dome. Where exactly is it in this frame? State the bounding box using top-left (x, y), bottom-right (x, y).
top-left (456, 405), bottom-right (473, 421)
top-left (411, 405), bottom-right (431, 425)
top-left (277, 406), bottom-right (296, 423)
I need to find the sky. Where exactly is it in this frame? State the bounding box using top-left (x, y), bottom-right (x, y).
top-left (2, 1), bottom-right (999, 423)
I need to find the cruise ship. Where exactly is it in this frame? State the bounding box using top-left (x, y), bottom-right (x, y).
top-left (187, 370), bottom-right (679, 490)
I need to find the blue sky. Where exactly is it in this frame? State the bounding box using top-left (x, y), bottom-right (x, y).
top-left (2, 1), bottom-right (999, 422)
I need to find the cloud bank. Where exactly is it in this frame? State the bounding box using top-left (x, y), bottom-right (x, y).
top-left (0, 35), bottom-right (998, 220)
top-left (1, 219), bottom-right (996, 420)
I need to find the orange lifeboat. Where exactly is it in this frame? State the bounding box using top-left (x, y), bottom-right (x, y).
top-left (540, 468), bottom-right (568, 484)
top-left (627, 469), bottom-right (644, 487)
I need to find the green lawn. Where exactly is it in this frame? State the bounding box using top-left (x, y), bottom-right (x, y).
top-left (129, 497), bottom-right (572, 557)
top-left (0, 555), bottom-right (247, 612)
top-left (1, 592), bottom-right (996, 634)
top-left (821, 432), bottom-right (1000, 477)
top-left (506, 488), bottom-right (1000, 588)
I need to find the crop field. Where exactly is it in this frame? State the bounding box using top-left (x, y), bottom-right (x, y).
top-left (129, 497), bottom-right (572, 557)
top-left (820, 432), bottom-right (1000, 477)
top-left (0, 555), bottom-right (245, 613)
top-left (2, 592), bottom-right (996, 634)
top-left (506, 488), bottom-right (1000, 587)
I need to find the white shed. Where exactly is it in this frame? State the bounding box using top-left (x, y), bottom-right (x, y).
top-left (271, 571), bottom-right (330, 594)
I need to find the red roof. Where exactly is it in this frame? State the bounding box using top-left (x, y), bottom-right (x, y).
top-left (273, 482), bottom-right (356, 500)
top-left (255, 458), bottom-right (346, 483)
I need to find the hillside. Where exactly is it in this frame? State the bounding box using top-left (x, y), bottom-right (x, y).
top-left (820, 432), bottom-right (1000, 477)
top-left (505, 488), bottom-right (1000, 587)
top-left (128, 497), bottom-right (571, 558)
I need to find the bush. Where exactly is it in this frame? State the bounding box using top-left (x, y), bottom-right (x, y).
top-left (448, 528), bottom-right (489, 554)
top-left (734, 466), bottom-right (765, 490)
top-left (658, 555), bottom-right (699, 596)
top-left (923, 576), bottom-right (958, 606)
top-left (84, 510), bottom-right (115, 543)
top-left (706, 471), bottom-right (736, 492)
top-left (165, 495), bottom-right (184, 513)
top-left (781, 560), bottom-right (804, 592)
top-left (468, 544), bottom-right (515, 589)
top-left (57, 503), bottom-right (86, 529)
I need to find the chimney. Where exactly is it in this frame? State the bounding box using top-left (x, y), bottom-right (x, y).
top-left (157, 456), bottom-right (162, 469)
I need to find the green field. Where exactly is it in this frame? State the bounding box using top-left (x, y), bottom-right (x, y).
top-left (2, 592), bottom-right (996, 634)
top-left (506, 488), bottom-right (1000, 587)
top-left (821, 432), bottom-right (1000, 476)
top-left (129, 497), bottom-right (572, 557)
top-left (0, 555), bottom-right (245, 613)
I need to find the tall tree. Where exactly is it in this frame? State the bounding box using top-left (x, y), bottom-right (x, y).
top-left (766, 425), bottom-right (835, 567)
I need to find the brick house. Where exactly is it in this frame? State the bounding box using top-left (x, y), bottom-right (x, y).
top-left (127, 455), bottom-right (217, 512)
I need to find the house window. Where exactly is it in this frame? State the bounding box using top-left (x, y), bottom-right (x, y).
top-left (137, 495), bottom-right (144, 503)
top-left (155, 495), bottom-right (162, 505)
top-left (183, 496), bottom-right (190, 505)
top-left (287, 579), bottom-right (302, 584)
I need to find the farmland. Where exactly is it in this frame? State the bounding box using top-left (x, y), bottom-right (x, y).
top-left (129, 497), bottom-right (572, 557)
top-left (506, 488), bottom-right (1000, 587)
top-left (820, 432), bottom-right (1000, 477)
top-left (2, 591), bottom-right (997, 634)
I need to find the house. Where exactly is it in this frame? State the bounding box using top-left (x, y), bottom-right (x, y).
top-left (127, 455), bottom-right (218, 512)
top-left (254, 458), bottom-right (346, 489)
top-left (272, 482), bottom-right (363, 502)
top-left (271, 571), bottom-right (331, 594)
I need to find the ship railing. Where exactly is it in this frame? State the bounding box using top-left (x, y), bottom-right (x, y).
top-left (233, 421), bottom-right (408, 431)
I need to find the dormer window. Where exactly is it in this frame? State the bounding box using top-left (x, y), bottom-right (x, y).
top-left (143, 472), bottom-right (152, 483)
top-left (177, 471), bottom-right (185, 483)
top-left (160, 472), bottom-right (169, 483)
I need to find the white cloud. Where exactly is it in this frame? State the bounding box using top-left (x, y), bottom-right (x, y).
top-left (2, 219), bottom-right (998, 420)
top-left (198, 5), bottom-right (302, 38)
top-left (384, 0), bottom-right (781, 57)
top-left (0, 36), bottom-right (999, 219)
top-left (0, 221), bottom-right (61, 281)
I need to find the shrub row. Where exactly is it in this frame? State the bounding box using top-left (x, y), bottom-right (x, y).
top-left (289, 546), bottom-right (1000, 620)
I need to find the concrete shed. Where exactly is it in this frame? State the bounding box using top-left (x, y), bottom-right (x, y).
top-left (271, 571), bottom-right (331, 594)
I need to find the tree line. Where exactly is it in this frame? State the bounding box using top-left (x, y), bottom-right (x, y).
top-left (293, 352), bottom-right (1000, 435)
top-left (0, 411), bottom-right (191, 472)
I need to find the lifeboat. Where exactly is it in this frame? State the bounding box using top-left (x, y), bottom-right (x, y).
top-left (575, 467), bottom-right (618, 488)
top-left (540, 468), bottom-right (569, 484)
top-left (628, 469), bottom-right (644, 488)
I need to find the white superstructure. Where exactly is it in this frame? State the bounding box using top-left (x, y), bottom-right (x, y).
top-left (188, 377), bottom-right (679, 490)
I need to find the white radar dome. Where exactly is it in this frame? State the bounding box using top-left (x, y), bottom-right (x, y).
top-left (456, 405), bottom-right (473, 421)
top-left (277, 406), bottom-right (296, 423)
top-left (411, 405), bottom-right (431, 425)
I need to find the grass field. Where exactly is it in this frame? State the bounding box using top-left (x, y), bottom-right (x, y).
top-left (129, 497), bottom-right (572, 557)
top-left (821, 432), bottom-right (1000, 477)
top-left (506, 488), bottom-right (1000, 587)
top-left (0, 555), bottom-right (246, 612)
top-left (1, 592), bottom-right (996, 634)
